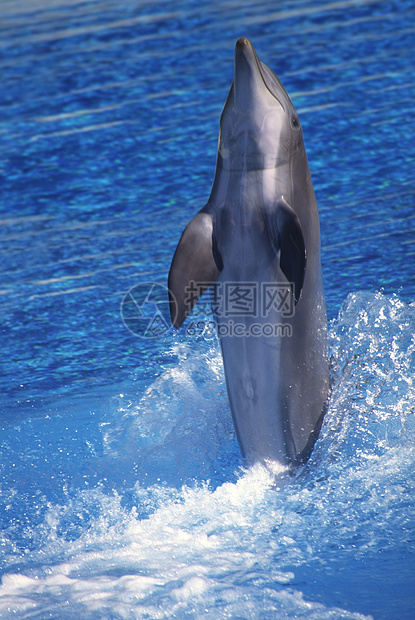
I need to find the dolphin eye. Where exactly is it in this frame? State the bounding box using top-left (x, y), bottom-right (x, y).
top-left (291, 116), bottom-right (300, 130)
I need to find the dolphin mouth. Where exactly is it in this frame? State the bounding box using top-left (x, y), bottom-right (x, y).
top-left (234, 37), bottom-right (285, 110)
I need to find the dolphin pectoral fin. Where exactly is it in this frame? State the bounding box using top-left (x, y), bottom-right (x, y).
top-left (274, 197), bottom-right (306, 304)
top-left (168, 212), bottom-right (221, 328)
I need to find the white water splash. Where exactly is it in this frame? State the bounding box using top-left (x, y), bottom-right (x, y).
top-left (1, 293), bottom-right (414, 619)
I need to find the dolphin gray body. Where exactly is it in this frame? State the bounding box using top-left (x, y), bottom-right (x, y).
top-left (168, 38), bottom-right (329, 469)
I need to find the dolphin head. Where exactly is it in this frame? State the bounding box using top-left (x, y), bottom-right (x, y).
top-left (219, 38), bottom-right (303, 170)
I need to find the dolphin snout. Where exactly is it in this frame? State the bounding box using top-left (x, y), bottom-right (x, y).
top-left (233, 37), bottom-right (263, 109)
top-left (235, 37), bottom-right (254, 62)
top-left (236, 37), bottom-right (250, 49)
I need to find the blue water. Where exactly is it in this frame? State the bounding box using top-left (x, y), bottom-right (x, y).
top-left (1, 1), bottom-right (414, 618)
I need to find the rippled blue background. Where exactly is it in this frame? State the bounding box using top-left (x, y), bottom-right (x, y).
top-left (0, 1), bottom-right (414, 618)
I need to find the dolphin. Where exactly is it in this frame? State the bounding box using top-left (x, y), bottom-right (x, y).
top-left (168, 38), bottom-right (329, 469)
